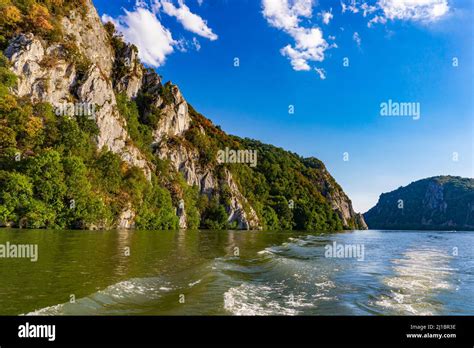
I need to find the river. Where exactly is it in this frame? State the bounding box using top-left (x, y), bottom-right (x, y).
top-left (0, 229), bottom-right (472, 316)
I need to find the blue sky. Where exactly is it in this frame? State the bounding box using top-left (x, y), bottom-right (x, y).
top-left (93, 0), bottom-right (473, 212)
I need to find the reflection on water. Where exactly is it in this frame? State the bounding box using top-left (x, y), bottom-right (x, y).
top-left (0, 229), bottom-right (472, 316)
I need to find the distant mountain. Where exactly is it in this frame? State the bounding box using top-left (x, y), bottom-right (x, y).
top-left (0, 0), bottom-right (366, 231)
top-left (364, 176), bottom-right (474, 231)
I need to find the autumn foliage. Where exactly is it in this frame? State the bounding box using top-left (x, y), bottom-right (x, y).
top-left (28, 3), bottom-right (53, 31)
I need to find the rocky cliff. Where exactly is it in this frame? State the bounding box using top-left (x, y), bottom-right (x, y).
top-left (0, 0), bottom-right (366, 231)
top-left (364, 176), bottom-right (474, 231)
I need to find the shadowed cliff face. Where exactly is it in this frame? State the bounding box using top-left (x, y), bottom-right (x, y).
top-left (364, 176), bottom-right (474, 231)
top-left (1, 0), bottom-right (366, 231)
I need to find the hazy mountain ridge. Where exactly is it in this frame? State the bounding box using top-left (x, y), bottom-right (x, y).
top-left (364, 176), bottom-right (474, 231)
top-left (0, 0), bottom-right (366, 231)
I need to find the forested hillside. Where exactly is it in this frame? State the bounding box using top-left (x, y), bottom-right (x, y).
top-left (0, 0), bottom-right (366, 231)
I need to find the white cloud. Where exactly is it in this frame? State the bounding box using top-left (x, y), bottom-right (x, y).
top-left (281, 45), bottom-right (311, 71)
top-left (353, 31), bottom-right (361, 47)
top-left (342, 0), bottom-right (450, 26)
top-left (160, 0), bottom-right (218, 40)
top-left (102, 8), bottom-right (175, 67)
top-left (341, 0), bottom-right (360, 14)
top-left (315, 67), bottom-right (326, 79)
top-left (151, 0), bottom-right (161, 12)
top-left (192, 37), bottom-right (201, 51)
top-left (320, 9), bottom-right (333, 24)
top-left (378, 0), bottom-right (449, 22)
top-left (368, 14), bottom-right (387, 27)
top-left (360, 2), bottom-right (378, 17)
top-left (262, 0), bottom-right (330, 72)
top-left (173, 36), bottom-right (202, 52)
top-left (262, 0), bottom-right (313, 31)
top-left (175, 38), bottom-right (188, 52)
top-left (135, 0), bottom-right (149, 8)
top-left (102, 0), bottom-right (216, 67)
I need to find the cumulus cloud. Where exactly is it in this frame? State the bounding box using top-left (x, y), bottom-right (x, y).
top-left (262, 0), bottom-right (329, 74)
top-left (102, 8), bottom-right (175, 67)
top-left (102, 0), bottom-right (217, 67)
top-left (160, 0), bottom-right (218, 40)
top-left (262, 0), bottom-right (313, 30)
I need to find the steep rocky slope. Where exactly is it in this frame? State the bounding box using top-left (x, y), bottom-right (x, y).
top-left (364, 176), bottom-right (474, 231)
top-left (0, 0), bottom-right (366, 231)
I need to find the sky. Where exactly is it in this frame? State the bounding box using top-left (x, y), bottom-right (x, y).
top-left (93, 0), bottom-right (473, 213)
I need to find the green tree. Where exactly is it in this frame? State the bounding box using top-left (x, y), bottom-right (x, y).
top-left (0, 170), bottom-right (34, 224)
top-left (25, 149), bottom-right (66, 211)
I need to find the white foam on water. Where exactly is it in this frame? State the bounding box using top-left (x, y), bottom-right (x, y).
top-left (223, 283), bottom-right (301, 316)
top-left (188, 279), bottom-right (202, 287)
top-left (257, 249), bottom-right (273, 255)
top-left (373, 248), bottom-right (456, 315)
top-left (314, 280), bottom-right (336, 289)
top-left (26, 277), bottom-right (173, 316)
top-left (222, 277), bottom-right (335, 315)
top-left (219, 235), bottom-right (342, 316)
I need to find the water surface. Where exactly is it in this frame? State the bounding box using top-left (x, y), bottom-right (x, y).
top-left (0, 229), bottom-right (472, 315)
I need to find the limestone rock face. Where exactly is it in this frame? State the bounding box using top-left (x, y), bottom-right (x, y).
top-left (423, 181), bottom-right (447, 212)
top-left (61, 2), bottom-right (114, 77)
top-left (141, 69), bottom-right (163, 97)
top-left (115, 45), bottom-right (143, 99)
top-left (134, 70), bottom-right (191, 142)
top-left (355, 213), bottom-right (368, 230)
top-left (142, 70), bottom-right (262, 229)
top-left (76, 64), bottom-right (151, 180)
top-left (152, 84), bottom-right (191, 142)
top-left (5, 34), bottom-right (76, 104)
top-left (158, 143), bottom-right (216, 196)
top-left (157, 143), bottom-right (260, 230)
top-left (223, 170), bottom-right (261, 230)
top-left (364, 176), bottom-right (474, 230)
top-left (4, 5), bottom-right (155, 229)
top-left (6, 34), bottom-right (153, 182)
top-left (118, 205), bottom-right (136, 229)
top-left (177, 200), bottom-right (187, 229)
top-left (328, 188), bottom-right (367, 229)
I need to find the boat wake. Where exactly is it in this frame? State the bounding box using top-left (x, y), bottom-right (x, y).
top-left (372, 248), bottom-right (456, 315)
top-left (26, 277), bottom-right (176, 315)
top-left (222, 236), bottom-right (337, 316)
